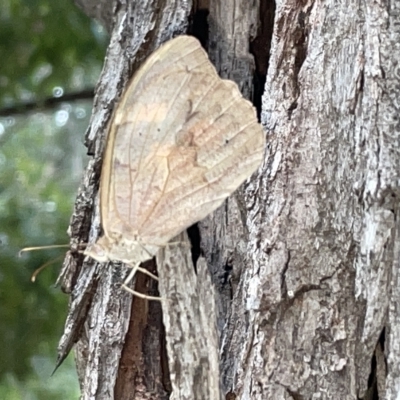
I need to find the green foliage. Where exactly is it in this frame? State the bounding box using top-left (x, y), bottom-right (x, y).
top-left (0, 354), bottom-right (79, 400)
top-left (0, 103), bottom-right (91, 397)
top-left (0, 0), bottom-right (107, 398)
top-left (0, 0), bottom-right (107, 108)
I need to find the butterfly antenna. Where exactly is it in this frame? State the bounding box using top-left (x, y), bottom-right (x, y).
top-left (31, 255), bottom-right (65, 282)
top-left (19, 244), bottom-right (70, 257)
top-left (19, 243), bottom-right (88, 257)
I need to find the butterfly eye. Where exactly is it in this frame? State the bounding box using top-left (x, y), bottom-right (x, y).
top-left (97, 249), bottom-right (105, 257)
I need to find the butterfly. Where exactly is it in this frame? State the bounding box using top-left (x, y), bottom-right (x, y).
top-left (84, 35), bottom-right (265, 299)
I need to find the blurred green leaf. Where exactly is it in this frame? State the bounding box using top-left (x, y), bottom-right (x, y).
top-left (0, 102), bottom-right (91, 386)
top-left (0, 354), bottom-right (80, 400)
top-left (0, 0), bottom-right (107, 108)
top-left (0, 0), bottom-right (107, 397)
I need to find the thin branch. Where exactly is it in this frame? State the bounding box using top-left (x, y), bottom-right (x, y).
top-left (0, 89), bottom-right (94, 117)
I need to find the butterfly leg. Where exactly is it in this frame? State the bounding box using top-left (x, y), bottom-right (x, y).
top-left (121, 263), bottom-right (161, 301)
top-left (123, 285), bottom-right (161, 301)
top-left (135, 266), bottom-right (159, 281)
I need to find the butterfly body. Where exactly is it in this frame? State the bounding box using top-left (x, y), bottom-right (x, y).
top-left (85, 234), bottom-right (159, 266)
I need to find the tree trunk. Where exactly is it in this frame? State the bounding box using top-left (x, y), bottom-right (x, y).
top-left (59, 0), bottom-right (400, 399)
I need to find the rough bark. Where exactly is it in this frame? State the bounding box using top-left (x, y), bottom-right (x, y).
top-left (74, 0), bottom-right (115, 32)
top-left (58, 1), bottom-right (197, 399)
top-left (59, 0), bottom-right (400, 399)
top-left (213, 0), bottom-right (400, 399)
top-left (156, 233), bottom-right (221, 400)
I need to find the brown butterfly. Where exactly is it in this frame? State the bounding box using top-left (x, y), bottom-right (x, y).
top-left (84, 35), bottom-right (264, 299)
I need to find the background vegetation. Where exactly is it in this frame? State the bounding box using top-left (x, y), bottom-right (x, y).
top-left (0, 0), bottom-right (107, 398)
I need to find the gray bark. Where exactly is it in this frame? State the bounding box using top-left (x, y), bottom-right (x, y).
top-left (59, 0), bottom-right (400, 399)
top-left (219, 0), bottom-right (399, 399)
top-left (59, 1), bottom-right (196, 399)
top-left (74, 0), bottom-right (114, 32)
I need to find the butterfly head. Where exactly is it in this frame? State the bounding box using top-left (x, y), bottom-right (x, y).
top-left (84, 235), bottom-right (159, 266)
top-left (84, 236), bottom-right (111, 263)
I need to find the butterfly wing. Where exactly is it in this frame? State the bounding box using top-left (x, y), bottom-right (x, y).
top-left (101, 35), bottom-right (264, 246)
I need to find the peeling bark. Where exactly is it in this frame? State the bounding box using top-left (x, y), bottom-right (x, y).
top-left (223, 0), bottom-right (400, 398)
top-left (59, 0), bottom-right (400, 399)
top-left (59, 1), bottom-right (194, 399)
